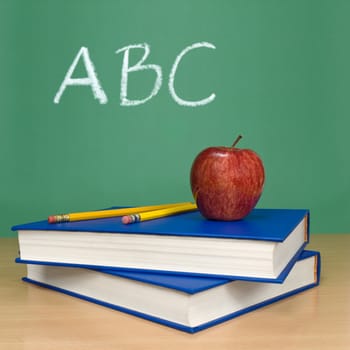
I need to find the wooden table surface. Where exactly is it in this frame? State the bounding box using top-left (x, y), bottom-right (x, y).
top-left (0, 235), bottom-right (349, 350)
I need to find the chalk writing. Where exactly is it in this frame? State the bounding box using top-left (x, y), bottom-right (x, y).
top-left (53, 47), bottom-right (107, 104)
top-left (116, 43), bottom-right (163, 107)
top-left (54, 42), bottom-right (216, 107)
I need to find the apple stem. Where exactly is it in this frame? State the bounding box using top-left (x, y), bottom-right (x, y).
top-left (232, 135), bottom-right (243, 148)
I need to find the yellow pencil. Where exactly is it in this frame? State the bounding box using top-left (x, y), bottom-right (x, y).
top-left (48, 202), bottom-right (193, 223)
top-left (121, 202), bottom-right (198, 224)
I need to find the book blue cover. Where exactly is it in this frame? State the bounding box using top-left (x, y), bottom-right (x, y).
top-left (97, 250), bottom-right (320, 292)
top-left (15, 244), bottom-right (305, 284)
top-left (16, 258), bottom-right (231, 293)
top-left (16, 250), bottom-right (318, 292)
top-left (19, 250), bottom-right (320, 333)
top-left (12, 208), bottom-right (309, 242)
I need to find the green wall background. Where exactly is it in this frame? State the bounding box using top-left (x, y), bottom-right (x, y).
top-left (1, 0), bottom-right (349, 236)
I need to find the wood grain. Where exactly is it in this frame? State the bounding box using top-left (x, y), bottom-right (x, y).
top-left (0, 235), bottom-right (349, 350)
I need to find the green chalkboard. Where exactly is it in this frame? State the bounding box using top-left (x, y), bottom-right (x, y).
top-left (1, 0), bottom-right (350, 235)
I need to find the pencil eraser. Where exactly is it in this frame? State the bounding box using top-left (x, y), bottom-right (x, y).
top-left (122, 216), bottom-right (131, 224)
top-left (48, 216), bottom-right (56, 224)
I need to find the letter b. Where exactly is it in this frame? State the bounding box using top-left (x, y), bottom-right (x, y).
top-left (116, 43), bottom-right (163, 106)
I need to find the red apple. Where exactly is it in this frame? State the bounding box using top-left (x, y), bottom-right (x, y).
top-left (190, 135), bottom-right (265, 221)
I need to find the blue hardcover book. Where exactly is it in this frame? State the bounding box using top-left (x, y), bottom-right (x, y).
top-left (17, 250), bottom-right (320, 333)
top-left (12, 208), bottom-right (309, 282)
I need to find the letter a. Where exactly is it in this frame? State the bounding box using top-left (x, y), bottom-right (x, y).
top-left (116, 43), bottom-right (162, 106)
top-left (53, 47), bottom-right (108, 104)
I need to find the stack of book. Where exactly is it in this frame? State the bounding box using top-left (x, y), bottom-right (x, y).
top-left (12, 207), bottom-right (320, 333)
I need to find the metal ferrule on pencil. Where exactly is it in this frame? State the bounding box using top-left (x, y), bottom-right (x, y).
top-left (52, 214), bottom-right (70, 223)
top-left (128, 214), bottom-right (141, 224)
